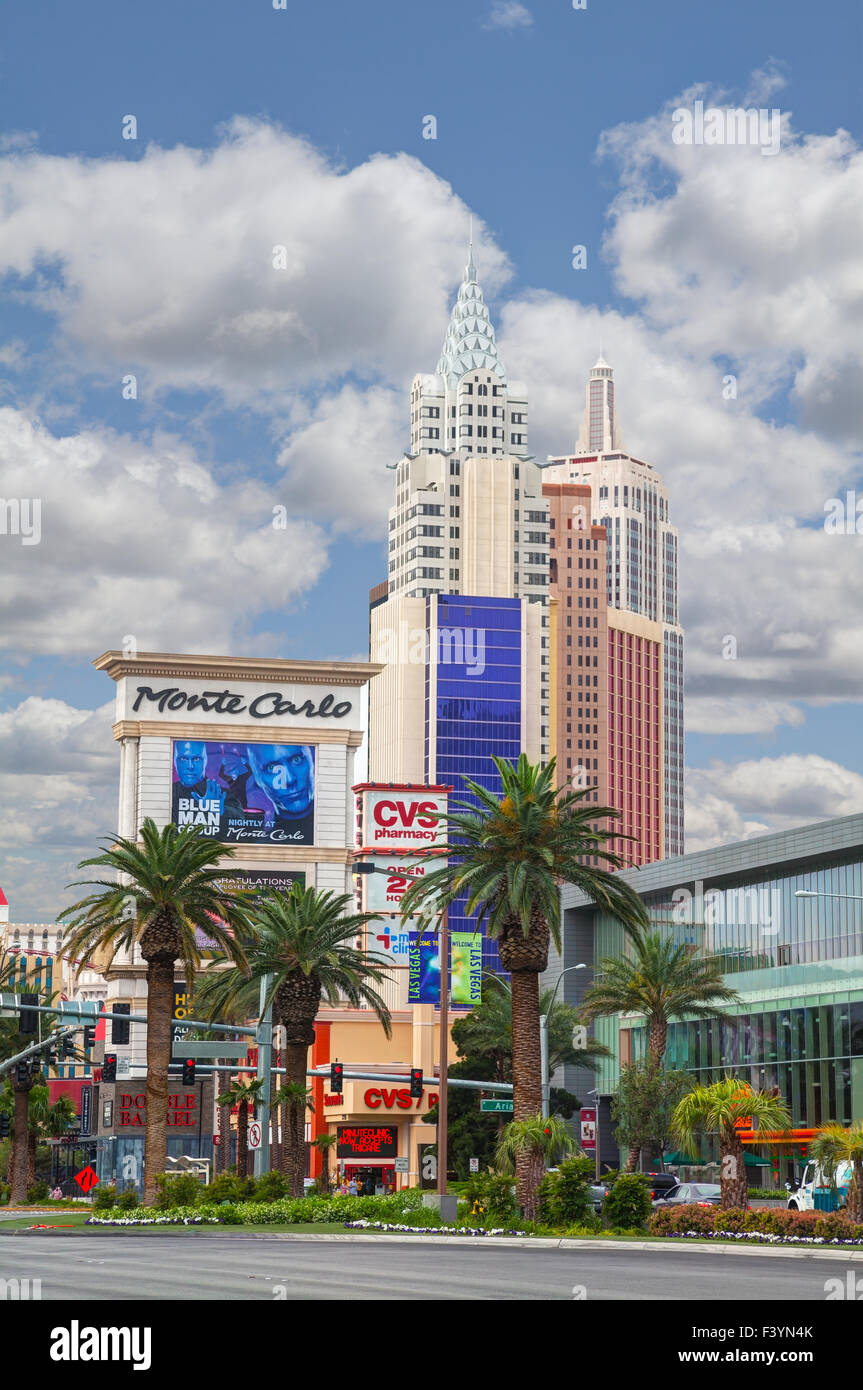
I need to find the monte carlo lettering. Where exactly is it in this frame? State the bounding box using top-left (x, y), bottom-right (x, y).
top-left (131, 687), bottom-right (352, 720)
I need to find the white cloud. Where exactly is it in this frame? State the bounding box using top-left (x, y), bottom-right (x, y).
top-left (684, 754), bottom-right (863, 852)
top-left (0, 407), bottom-right (329, 657)
top-left (484, 2), bottom-right (534, 29)
top-left (0, 121), bottom-right (510, 406)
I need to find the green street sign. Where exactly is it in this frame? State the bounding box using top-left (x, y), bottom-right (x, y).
top-left (480, 1098), bottom-right (514, 1113)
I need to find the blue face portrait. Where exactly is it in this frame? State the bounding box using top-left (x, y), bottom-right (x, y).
top-left (246, 745), bottom-right (315, 819)
top-left (174, 740), bottom-right (207, 787)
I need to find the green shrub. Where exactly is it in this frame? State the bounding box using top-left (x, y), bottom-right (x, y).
top-left (602, 1174), bottom-right (652, 1230)
top-left (713, 1207), bottom-right (747, 1233)
top-left (90, 1190), bottom-right (438, 1228)
top-left (26, 1181), bottom-right (50, 1203)
top-left (747, 1187), bottom-right (784, 1199)
top-left (462, 1173), bottom-right (518, 1225)
top-left (536, 1157), bottom-right (595, 1227)
top-left (116, 1186), bottom-right (140, 1210)
top-left (250, 1171), bottom-right (289, 1203)
top-left (814, 1211), bottom-right (857, 1241)
top-left (0, 1183), bottom-right (11, 1205)
top-left (201, 1173), bottom-right (246, 1205)
top-left (93, 1185), bottom-right (118, 1211)
top-left (154, 1173), bottom-right (202, 1210)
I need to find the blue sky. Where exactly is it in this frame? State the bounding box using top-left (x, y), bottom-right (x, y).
top-left (1, 0), bottom-right (861, 916)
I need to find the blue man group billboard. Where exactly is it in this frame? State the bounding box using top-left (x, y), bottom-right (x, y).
top-left (172, 740), bottom-right (315, 845)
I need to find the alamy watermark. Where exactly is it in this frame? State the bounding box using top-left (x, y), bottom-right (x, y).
top-left (0, 498), bottom-right (41, 545)
top-left (373, 622), bottom-right (486, 676)
top-left (672, 101), bottom-right (781, 157)
top-left (671, 878), bottom-right (781, 937)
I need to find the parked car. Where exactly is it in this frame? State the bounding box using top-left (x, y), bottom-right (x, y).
top-left (652, 1182), bottom-right (722, 1208)
top-left (645, 1172), bottom-right (681, 1201)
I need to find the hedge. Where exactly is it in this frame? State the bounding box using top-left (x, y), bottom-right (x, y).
top-left (648, 1204), bottom-right (863, 1244)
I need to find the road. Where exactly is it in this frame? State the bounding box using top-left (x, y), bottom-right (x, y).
top-left (0, 1232), bottom-right (851, 1300)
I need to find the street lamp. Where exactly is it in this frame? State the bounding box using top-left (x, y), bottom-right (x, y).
top-left (541, 964), bottom-right (587, 1120)
top-left (795, 890), bottom-right (863, 900)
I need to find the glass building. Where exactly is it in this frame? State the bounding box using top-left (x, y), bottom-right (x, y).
top-left (545, 813), bottom-right (863, 1179)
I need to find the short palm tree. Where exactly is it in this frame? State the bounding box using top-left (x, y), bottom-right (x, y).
top-left (671, 1075), bottom-right (792, 1208)
top-left (458, 977), bottom-right (611, 1083)
top-left (809, 1122), bottom-right (863, 1223)
top-left (312, 1132), bottom-right (338, 1193)
top-left (217, 1077), bottom-right (264, 1179)
top-left (496, 1114), bottom-right (576, 1222)
top-left (400, 753), bottom-right (648, 1213)
top-left (60, 819), bottom-right (252, 1204)
top-left (201, 883), bottom-right (392, 1196)
top-left (580, 931), bottom-right (741, 1170)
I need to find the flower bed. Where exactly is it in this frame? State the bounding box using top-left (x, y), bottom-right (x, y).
top-left (85, 1191), bottom-right (437, 1229)
top-left (344, 1220), bottom-right (525, 1237)
top-left (648, 1204), bottom-right (863, 1246)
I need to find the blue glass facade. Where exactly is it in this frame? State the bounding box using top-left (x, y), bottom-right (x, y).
top-left (428, 594), bottom-right (524, 980)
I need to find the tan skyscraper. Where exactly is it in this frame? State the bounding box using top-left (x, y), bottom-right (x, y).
top-left (544, 358), bottom-right (684, 866)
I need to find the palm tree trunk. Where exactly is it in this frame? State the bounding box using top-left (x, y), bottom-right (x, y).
top-left (143, 957), bottom-right (175, 1206)
top-left (283, 1040), bottom-right (309, 1198)
top-left (624, 1144), bottom-right (640, 1173)
top-left (510, 969), bottom-right (543, 1213)
top-left (237, 1102), bottom-right (249, 1177)
top-left (625, 1022), bottom-right (669, 1173)
top-left (217, 1100), bottom-right (227, 1175)
top-left (719, 1131), bottom-right (749, 1208)
top-left (280, 1101), bottom-right (289, 1174)
top-left (27, 1129), bottom-right (36, 1188)
top-left (848, 1158), bottom-right (863, 1224)
top-left (10, 1088), bottom-right (31, 1204)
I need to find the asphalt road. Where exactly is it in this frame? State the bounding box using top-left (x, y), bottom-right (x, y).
top-left (0, 1232), bottom-right (851, 1300)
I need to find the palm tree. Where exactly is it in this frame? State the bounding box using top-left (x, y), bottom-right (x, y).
top-left (60, 819), bottom-right (252, 1204)
top-left (216, 1077), bottom-right (264, 1178)
top-left (7, 1060), bottom-right (40, 1203)
top-left (496, 1114), bottom-right (576, 1222)
top-left (201, 883), bottom-right (392, 1196)
top-left (671, 1075), bottom-right (792, 1208)
top-left (312, 1132), bottom-right (338, 1193)
top-left (456, 977), bottom-right (611, 1084)
top-left (400, 753), bottom-right (648, 1213)
top-left (809, 1122), bottom-right (863, 1223)
top-left (579, 931), bottom-right (741, 1170)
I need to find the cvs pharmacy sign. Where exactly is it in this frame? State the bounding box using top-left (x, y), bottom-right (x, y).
top-left (361, 789), bottom-right (447, 849)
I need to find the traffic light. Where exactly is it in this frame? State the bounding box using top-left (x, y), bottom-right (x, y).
top-left (182, 1058), bottom-right (196, 1087)
top-left (19, 993), bottom-right (38, 1035)
top-left (111, 1002), bottom-right (130, 1046)
top-left (14, 1062), bottom-right (29, 1086)
top-left (0, 1114), bottom-right (10, 1139)
top-left (409, 1067), bottom-right (423, 1098)
top-left (330, 1062), bottom-right (343, 1095)
top-left (44, 1044), bottom-right (57, 1067)
top-left (83, 1024), bottom-right (96, 1052)
top-left (102, 1053), bottom-right (117, 1083)
top-left (61, 1036), bottom-right (76, 1060)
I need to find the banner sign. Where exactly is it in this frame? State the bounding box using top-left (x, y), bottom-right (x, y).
top-left (369, 923), bottom-right (413, 965)
top-left (196, 869), bottom-right (307, 950)
top-left (79, 1085), bottom-right (92, 1137)
top-left (450, 931), bottom-right (483, 1006)
top-left (172, 740), bottom-right (316, 846)
top-left (580, 1107), bottom-right (597, 1152)
top-left (172, 983), bottom-right (191, 1046)
top-left (408, 932), bottom-right (440, 1003)
top-left (361, 858), bottom-right (429, 913)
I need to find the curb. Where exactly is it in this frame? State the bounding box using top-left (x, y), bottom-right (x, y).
top-left (6, 1226), bottom-right (863, 1259)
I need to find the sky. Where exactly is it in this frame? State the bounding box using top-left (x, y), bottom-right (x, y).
top-left (1, 0), bottom-right (861, 919)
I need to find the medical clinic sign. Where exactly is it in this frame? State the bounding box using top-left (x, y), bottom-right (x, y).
top-left (354, 784), bottom-right (449, 853)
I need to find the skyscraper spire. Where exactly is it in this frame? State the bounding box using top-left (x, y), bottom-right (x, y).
top-left (575, 355), bottom-right (622, 453)
top-left (437, 242), bottom-right (506, 387)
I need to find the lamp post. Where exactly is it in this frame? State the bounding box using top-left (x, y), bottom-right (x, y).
top-left (541, 964), bottom-right (588, 1119)
top-left (795, 890), bottom-right (863, 900)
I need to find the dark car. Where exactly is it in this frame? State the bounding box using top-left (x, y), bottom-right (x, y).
top-left (652, 1182), bottom-right (722, 1208)
top-left (645, 1172), bottom-right (681, 1201)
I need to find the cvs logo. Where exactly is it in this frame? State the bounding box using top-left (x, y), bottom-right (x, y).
top-left (373, 800), bottom-right (439, 829)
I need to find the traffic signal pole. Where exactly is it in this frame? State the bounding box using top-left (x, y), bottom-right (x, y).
top-left (254, 975), bottom-right (273, 1175)
top-left (436, 908), bottom-right (449, 1196)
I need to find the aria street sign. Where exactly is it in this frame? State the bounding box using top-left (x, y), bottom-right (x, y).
top-left (480, 1098), bottom-right (513, 1113)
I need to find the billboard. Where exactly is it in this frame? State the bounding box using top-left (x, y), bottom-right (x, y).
top-left (360, 857), bottom-right (430, 913)
top-left (196, 870), bottom-right (307, 950)
top-left (172, 740), bottom-right (315, 846)
top-left (358, 789), bottom-right (447, 851)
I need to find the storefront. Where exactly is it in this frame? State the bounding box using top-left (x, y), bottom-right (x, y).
top-left (92, 1075), bottom-right (216, 1193)
top-left (320, 1079), bottom-right (440, 1189)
